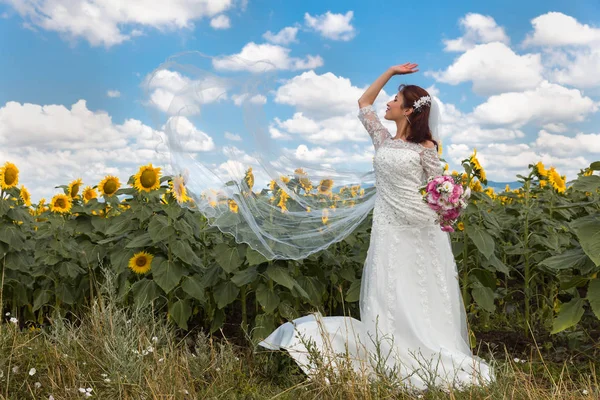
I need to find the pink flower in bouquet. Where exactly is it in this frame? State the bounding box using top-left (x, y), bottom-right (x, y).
top-left (443, 208), bottom-right (461, 220)
top-left (441, 225), bottom-right (454, 232)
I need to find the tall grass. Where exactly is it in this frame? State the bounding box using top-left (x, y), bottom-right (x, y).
top-left (0, 266), bottom-right (598, 399)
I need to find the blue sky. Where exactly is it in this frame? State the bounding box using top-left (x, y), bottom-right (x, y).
top-left (1, 0), bottom-right (599, 201)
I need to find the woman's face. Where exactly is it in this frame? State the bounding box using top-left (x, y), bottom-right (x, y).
top-left (384, 91), bottom-right (409, 121)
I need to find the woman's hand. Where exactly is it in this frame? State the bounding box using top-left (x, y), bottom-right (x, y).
top-left (389, 63), bottom-right (419, 75)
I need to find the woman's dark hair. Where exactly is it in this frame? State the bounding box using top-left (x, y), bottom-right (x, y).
top-left (398, 84), bottom-right (438, 151)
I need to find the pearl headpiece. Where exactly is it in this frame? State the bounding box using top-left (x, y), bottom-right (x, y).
top-left (413, 95), bottom-right (432, 113)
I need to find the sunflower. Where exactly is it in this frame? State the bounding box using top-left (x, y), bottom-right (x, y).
top-left (0, 162), bottom-right (19, 189)
top-left (68, 178), bottom-right (83, 199)
top-left (318, 179), bottom-right (334, 195)
top-left (82, 186), bottom-right (98, 203)
top-left (548, 167), bottom-right (566, 194)
top-left (322, 208), bottom-right (329, 224)
top-left (228, 199), bottom-right (239, 213)
top-left (539, 180), bottom-right (547, 188)
top-left (244, 167), bottom-right (254, 191)
top-left (269, 180), bottom-right (276, 191)
top-left (504, 184), bottom-right (510, 192)
top-left (98, 175), bottom-right (121, 197)
top-left (470, 179), bottom-right (483, 193)
top-left (19, 185), bottom-right (32, 207)
top-left (535, 161), bottom-right (548, 178)
top-left (483, 187), bottom-right (495, 199)
top-left (133, 164), bottom-right (161, 193)
top-left (457, 222), bottom-right (464, 231)
top-left (280, 176), bottom-right (291, 184)
top-left (128, 251), bottom-right (153, 274)
top-left (438, 140), bottom-right (443, 156)
top-left (50, 194), bottom-right (72, 214)
top-left (170, 175), bottom-right (190, 204)
top-left (583, 168), bottom-right (593, 177)
top-left (295, 168), bottom-right (313, 193)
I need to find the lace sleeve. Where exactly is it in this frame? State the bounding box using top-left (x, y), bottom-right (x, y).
top-left (419, 147), bottom-right (443, 180)
top-left (358, 105), bottom-right (390, 150)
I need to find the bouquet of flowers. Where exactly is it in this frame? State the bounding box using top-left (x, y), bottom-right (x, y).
top-left (419, 172), bottom-right (471, 232)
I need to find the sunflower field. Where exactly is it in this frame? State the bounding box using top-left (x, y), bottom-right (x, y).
top-left (0, 153), bottom-right (599, 356)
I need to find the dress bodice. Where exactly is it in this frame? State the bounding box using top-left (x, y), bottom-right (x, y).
top-left (358, 105), bottom-right (444, 227)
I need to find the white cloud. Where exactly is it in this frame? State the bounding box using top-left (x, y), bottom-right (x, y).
top-left (304, 11), bottom-right (356, 41)
top-left (4, 0), bottom-right (235, 47)
top-left (443, 13), bottom-right (510, 52)
top-left (546, 47), bottom-right (600, 89)
top-left (282, 144), bottom-right (373, 165)
top-left (224, 131), bottom-right (242, 141)
top-left (143, 69), bottom-right (228, 115)
top-left (231, 93), bottom-right (267, 106)
top-left (523, 12), bottom-right (600, 47)
top-left (542, 123), bottom-right (568, 133)
top-left (164, 116), bottom-right (215, 152)
top-left (210, 14), bottom-right (230, 29)
top-left (212, 42), bottom-right (323, 72)
top-left (429, 42), bottom-right (543, 95)
top-left (263, 26), bottom-right (299, 45)
top-left (106, 90), bottom-right (121, 98)
top-left (0, 99), bottom-right (171, 201)
top-left (274, 70), bottom-right (389, 120)
top-left (533, 130), bottom-right (600, 156)
top-left (472, 81), bottom-right (598, 127)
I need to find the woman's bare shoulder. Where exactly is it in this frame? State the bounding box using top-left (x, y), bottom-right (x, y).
top-left (421, 140), bottom-right (436, 149)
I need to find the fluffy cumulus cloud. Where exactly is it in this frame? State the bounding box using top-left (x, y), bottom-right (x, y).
top-left (106, 90), bottom-right (121, 98)
top-left (520, 13), bottom-right (600, 89)
top-left (472, 81), bottom-right (598, 127)
top-left (210, 14), bottom-right (230, 29)
top-left (143, 69), bottom-right (229, 115)
top-left (0, 99), bottom-right (217, 201)
top-left (3, 0), bottom-right (236, 47)
top-left (443, 13), bottom-right (510, 52)
top-left (212, 42), bottom-right (323, 72)
top-left (429, 42), bottom-right (543, 95)
top-left (304, 11), bottom-right (356, 41)
top-left (263, 26), bottom-right (299, 45)
top-left (522, 12), bottom-right (600, 47)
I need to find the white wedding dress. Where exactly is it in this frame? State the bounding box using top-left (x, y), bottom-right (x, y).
top-left (257, 105), bottom-right (496, 391)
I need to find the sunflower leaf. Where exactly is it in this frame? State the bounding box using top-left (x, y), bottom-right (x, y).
top-left (181, 275), bottom-right (206, 302)
top-left (213, 243), bottom-right (241, 273)
top-left (551, 297), bottom-right (585, 334)
top-left (214, 281), bottom-right (240, 309)
top-left (169, 299), bottom-right (192, 330)
top-left (131, 279), bottom-right (161, 308)
top-left (125, 232), bottom-right (153, 249)
top-left (171, 240), bottom-right (201, 266)
top-left (0, 224), bottom-right (25, 251)
top-left (153, 257), bottom-right (186, 294)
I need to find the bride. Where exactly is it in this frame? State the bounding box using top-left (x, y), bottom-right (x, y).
top-left (257, 63), bottom-right (496, 391)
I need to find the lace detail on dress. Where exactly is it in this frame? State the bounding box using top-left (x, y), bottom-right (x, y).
top-left (420, 147), bottom-right (444, 181)
top-left (358, 105), bottom-right (391, 150)
top-left (415, 230), bottom-right (432, 329)
top-left (428, 228), bottom-right (454, 331)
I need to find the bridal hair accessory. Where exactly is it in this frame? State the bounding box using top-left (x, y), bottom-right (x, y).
top-left (413, 95), bottom-right (432, 113)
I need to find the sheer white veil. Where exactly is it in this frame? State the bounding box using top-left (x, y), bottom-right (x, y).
top-left (145, 52), bottom-right (442, 260)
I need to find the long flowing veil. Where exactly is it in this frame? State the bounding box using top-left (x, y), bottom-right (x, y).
top-left (144, 51), bottom-right (442, 260)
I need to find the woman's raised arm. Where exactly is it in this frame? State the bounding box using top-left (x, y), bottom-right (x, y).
top-left (358, 63), bottom-right (419, 107)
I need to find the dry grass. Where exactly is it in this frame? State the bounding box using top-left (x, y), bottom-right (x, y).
top-left (0, 270), bottom-right (598, 399)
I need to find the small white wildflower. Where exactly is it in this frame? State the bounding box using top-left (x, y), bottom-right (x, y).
top-left (5, 312), bottom-right (10, 316)
top-left (78, 388), bottom-right (87, 393)
top-left (582, 389), bottom-right (589, 395)
top-left (12, 366), bottom-right (19, 373)
top-left (146, 346), bottom-right (154, 353)
top-left (126, 319), bottom-right (132, 324)
top-left (216, 367), bottom-right (221, 372)
top-left (235, 357), bottom-right (239, 361)
top-left (141, 350), bottom-right (148, 356)
top-left (100, 373), bottom-right (108, 378)
top-left (191, 353), bottom-right (197, 358)
top-left (104, 378), bottom-right (111, 383)
top-left (158, 358), bottom-right (164, 362)
top-left (29, 368), bottom-right (36, 376)
top-left (10, 317), bottom-right (18, 324)
top-left (513, 357), bottom-right (520, 363)
top-left (417, 395), bottom-right (424, 399)
top-left (151, 336), bottom-right (158, 343)
top-left (49, 396), bottom-right (55, 400)
top-left (34, 382), bottom-right (42, 389)
top-left (82, 362), bottom-right (86, 366)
